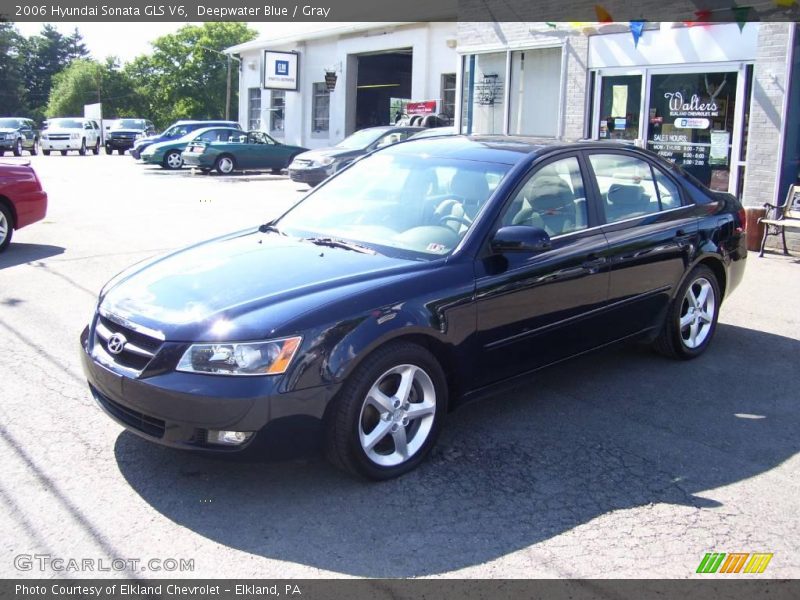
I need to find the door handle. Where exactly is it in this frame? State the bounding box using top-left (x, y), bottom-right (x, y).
top-left (674, 229), bottom-right (694, 246)
top-left (581, 255), bottom-right (607, 270)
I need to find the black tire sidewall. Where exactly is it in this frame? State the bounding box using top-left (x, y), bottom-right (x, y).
top-left (669, 266), bottom-right (721, 359)
top-left (332, 342), bottom-right (448, 480)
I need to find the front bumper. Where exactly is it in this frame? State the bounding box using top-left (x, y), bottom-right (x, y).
top-left (107, 138), bottom-right (137, 151)
top-left (41, 139), bottom-right (82, 151)
top-left (140, 152), bottom-right (162, 165)
top-left (288, 165), bottom-right (332, 185)
top-left (0, 140), bottom-right (18, 151)
top-left (80, 323), bottom-right (335, 454)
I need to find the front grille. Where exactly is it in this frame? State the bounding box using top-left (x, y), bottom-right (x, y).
top-left (47, 134), bottom-right (70, 141)
top-left (111, 133), bottom-right (135, 140)
top-left (92, 385), bottom-right (166, 438)
top-left (93, 315), bottom-right (162, 372)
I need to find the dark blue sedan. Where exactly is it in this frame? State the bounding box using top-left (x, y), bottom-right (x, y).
top-left (81, 136), bottom-right (747, 479)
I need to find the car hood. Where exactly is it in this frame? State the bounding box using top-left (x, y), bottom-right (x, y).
top-left (109, 129), bottom-right (143, 135)
top-left (100, 229), bottom-right (423, 341)
top-left (0, 128), bottom-right (20, 134)
top-left (294, 147), bottom-right (365, 162)
top-left (43, 128), bottom-right (81, 135)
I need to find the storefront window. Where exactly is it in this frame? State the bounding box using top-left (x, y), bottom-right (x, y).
top-left (597, 75), bottom-right (641, 140)
top-left (247, 88), bottom-right (261, 130)
top-left (508, 48), bottom-right (561, 137)
top-left (440, 73), bottom-right (456, 120)
top-left (646, 71), bottom-right (737, 191)
top-left (461, 52), bottom-right (506, 135)
top-left (312, 83), bottom-right (330, 134)
top-left (270, 90), bottom-right (285, 135)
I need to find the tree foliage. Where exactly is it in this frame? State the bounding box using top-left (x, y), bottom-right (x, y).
top-left (125, 22), bottom-right (257, 127)
top-left (46, 58), bottom-right (144, 118)
top-left (0, 22), bottom-right (27, 116)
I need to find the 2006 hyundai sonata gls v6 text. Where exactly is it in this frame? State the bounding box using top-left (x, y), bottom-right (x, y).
top-left (81, 136), bottom-right (747, 479)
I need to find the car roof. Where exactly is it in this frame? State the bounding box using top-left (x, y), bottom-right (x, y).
top-left (388, 135), bottom-right (658, 166)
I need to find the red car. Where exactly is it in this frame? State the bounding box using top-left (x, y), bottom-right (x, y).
top-left (0, 161), bottom-right (48, 252)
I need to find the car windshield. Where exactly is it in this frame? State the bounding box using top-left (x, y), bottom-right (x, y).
top-left (114, 119), bottom-right (145, 129)
top-left (0, 118), bottom-right (22, 128)
top-left (335, 128), bottom-right (391, 150)
top-left (47, 118), bottom-right (84, 129)
top-left (277, 151), bottom-right (511, 259)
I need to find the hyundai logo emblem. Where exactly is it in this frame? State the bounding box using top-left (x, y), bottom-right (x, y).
top-left (107, 332), bottom-right (127, 355)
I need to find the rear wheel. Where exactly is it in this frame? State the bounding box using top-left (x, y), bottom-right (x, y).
top-left (105, 145), bottom-right (113, 155)
top-left (163, 150), bottom-right (182, 170)
top-left (42, 150), bottom-right (50, 156)
top-left (653, 265), bottom-right (721, 359)
top-left (0, 203), bottom-right (13, 252)
top-left (60, 150), bottom-right (67, 156)
top-left (325, 341), bottom-right (447, 480)
top-left (117, 148), bottom-right (125, 155)
top-left (215, 155), bottom-right (235, 175)
top-left (13, 139), bottom-right (23, 156)
top-left (92, 139), bottom-right (100, 155)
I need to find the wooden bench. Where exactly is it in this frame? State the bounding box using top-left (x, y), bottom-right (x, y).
top-left (759, 184), bottom-right (800, 257)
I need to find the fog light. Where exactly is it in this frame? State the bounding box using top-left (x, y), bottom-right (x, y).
top-left (209, 430), bottom-right (253, 446)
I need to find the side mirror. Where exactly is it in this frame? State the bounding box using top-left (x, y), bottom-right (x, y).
top-left (491, 226), bottom-right (552, 254)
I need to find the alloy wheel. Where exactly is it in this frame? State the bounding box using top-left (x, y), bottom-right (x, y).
top-left (358, 364), bottom-right (437, 467)
top-left (679, 276), bottom-right (716, 349)
top-left (217, 157), bottom-right (234, 174)
top-left (166, 152), bottom-right (182, 169)
top-left (0, 210), bottom-right (9, 246)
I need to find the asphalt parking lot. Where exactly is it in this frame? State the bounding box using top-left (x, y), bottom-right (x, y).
top-left (1, 153), bottom-right (799, 579)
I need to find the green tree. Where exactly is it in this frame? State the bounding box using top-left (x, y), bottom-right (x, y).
top-left (0, 22), bottom-right (27, 116)
top-left (46, 58), bottom-right (145, 118)
top-left (20, 24), bottom-right (89, 121)
top-left (125, 22), bottom-right (257, 128)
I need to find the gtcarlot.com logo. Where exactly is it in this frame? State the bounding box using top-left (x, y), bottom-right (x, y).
top-left (14, 554), bottom-right (195, 573)
top-left (696, 552), bottom-right (773, 574)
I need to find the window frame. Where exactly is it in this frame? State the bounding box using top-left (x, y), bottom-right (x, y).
top-left (247, 87), bottom-right (262, 131)
top-left (269, 90), bottom-right (285, 136)
top-left (311, 82), bottom-right (330, 135)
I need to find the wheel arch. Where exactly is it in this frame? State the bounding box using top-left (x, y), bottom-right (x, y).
top-left (0, 195), bottom-right (17, 229)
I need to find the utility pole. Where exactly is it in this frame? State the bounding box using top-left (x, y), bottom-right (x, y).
top-left (225, 54), bottom-right (231, 121)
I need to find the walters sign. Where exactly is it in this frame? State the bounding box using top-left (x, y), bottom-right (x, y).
top-left (664, 92), bottom-right (721, 118)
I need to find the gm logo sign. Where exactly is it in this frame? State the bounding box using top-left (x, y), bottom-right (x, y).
top-left (275, 60), bottom-right (289, 76)
top-left (696, 552), bottom-right (773, 574)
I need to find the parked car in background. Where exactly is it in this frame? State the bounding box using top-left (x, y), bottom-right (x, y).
top-left (0, 118), bottom-right (40, 157)
top-left (183, 131), bottom-right (307, 175)
top-left (105, 119), bottom-right (156, 155)
top-left (0, 161), bottom-right (48, 252)
top-left (131, 120), bottom-right (241, 159)
top-left (41, 118), bottom-right (101, 156)
top-left (287, 126), bottom-right (422, 186)
top-left (408, 126), bottom-right (457, 140)
top-left (140, 126), bottom-right (242, 170)
top-left (81, 136), bottom-right (746, 479)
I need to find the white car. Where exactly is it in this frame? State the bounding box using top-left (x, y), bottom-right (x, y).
top-left (41, 118), bottom-right (101, 156)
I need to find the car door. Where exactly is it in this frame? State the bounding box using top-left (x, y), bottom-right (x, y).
top-left (21, 120), bottom-right (34, 149)
top-left (584, 150), bottom-right (700, 338)
top-left (473, 153), bottom-right (612, 387)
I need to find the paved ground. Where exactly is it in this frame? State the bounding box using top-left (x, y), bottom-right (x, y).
top-left (1, 154), bottom-right (798, 579)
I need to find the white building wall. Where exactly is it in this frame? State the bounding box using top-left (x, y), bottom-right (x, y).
top-left (235, 23), bottom-right (458, 150)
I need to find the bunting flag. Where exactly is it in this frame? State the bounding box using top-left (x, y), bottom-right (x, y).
top-left (732, 4), bottom-right (752, 31)
top-left (594, 4), bottom-right (613, 22)
top-left (545, 22), bottom-right (558, 29)
top-left (629, 21), bottom-right (646, 47)
top-left (774, 0), bottom-right (797, 6)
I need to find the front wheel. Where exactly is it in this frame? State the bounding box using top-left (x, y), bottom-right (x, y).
top-left (78, 139), bottom-right (87, 156)
top-left (42, 150), bottom-right (50, 156)
top-left (214, 155), bottom-right (235, 175)
top-left (105, 145), bottom-right (113, 155)
top-left (653, 265), bottom-right (721, 359)
top-left (325, 341), bottom-right (447, 480)
top-left (92, 139), bottom-right (100, 155)
top-left (163, 150), bottom-right (182, 170)
top-left (30, 139), bottom-right (38, 155)
top-left (0, 203), bottom-right (13, 252)
top-left (60, 150), bottom-right (68, 156)
top-left (13, 139), bottom-right (22, 156)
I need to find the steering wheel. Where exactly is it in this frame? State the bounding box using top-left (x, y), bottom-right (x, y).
top-left (433, 196), bottom-right (471, 229)
top-left (438, 213), bottom-right (473, 228)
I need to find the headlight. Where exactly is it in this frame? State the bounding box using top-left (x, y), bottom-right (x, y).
top-left (176, 336), bottom-right (302, 376)
top-left (71, 132), bottom-right (80, 139)
top-left (317, 157), bottom-right (335, 167)
top-left (135, 133), bottom-right (143, 139)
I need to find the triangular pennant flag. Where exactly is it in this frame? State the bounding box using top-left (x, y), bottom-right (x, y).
top-left (694, 9), bottom-right (713, 21)
top-left (545, 22), bottom-right (558, 29)
top-left (732, 5), bottom-right (752, 31)
top-left (630, 21), bottom-right (646, 47)
top-left (775, 0), bottom-right (796, 7)
top-left (595, 4), bottom-right (613, 22)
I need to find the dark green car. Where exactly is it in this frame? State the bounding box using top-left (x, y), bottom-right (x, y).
top-left (182, 131), bottom-right (307, 174)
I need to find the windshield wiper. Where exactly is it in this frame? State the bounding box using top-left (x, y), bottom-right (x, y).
top-left (258, 220), bottom-right (285, 235)
top-left (304, 236), bottom-right (377, 255)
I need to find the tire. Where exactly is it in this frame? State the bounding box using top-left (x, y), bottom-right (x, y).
top-left (78, 139), bottom-right (87, 156)
top-left (0, 203), bottom-right (13, 252)
top-left (42, 150), bottom-right (50, 156)
top-left (325, 341), bottom-right (447, 480)
top-left (13, 139), bottom-right (23, 156)
top-left (163, 150), bottom-right (183, 170)
top-left (92, 139), bottom-right (100, 155)
top-left (653, 265), bottom-right (721, 360)
top-left (214, 155), bottom-right (235, 175)
top-left (118, 149), bottom-right (125, 155)
top-left (105, 145), bottom-right (113, 155)
top-left (30, 139), bottom-right (38, 156)
top-left (60, 150), bottom-right (67, 156)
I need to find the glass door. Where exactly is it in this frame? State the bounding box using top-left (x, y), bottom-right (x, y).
top-left (645, 70), bottom-right (739, 191)
top-left (596, 74), bottom-right (643, 141)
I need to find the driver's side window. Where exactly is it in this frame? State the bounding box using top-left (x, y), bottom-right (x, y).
top-left (502, 156), bottom-right (588, 237)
